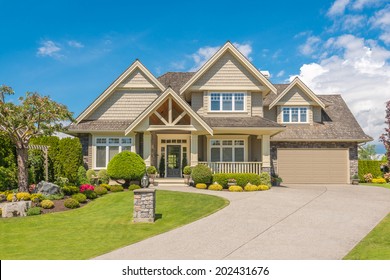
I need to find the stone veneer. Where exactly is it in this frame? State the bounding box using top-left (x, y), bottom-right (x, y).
top-left (270, 141), bottom-right (358, 178)
top-left (133, 189), bottom-right (156, 223)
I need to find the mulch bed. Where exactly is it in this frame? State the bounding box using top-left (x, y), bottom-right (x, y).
top-left (39, 198), bottom-right (88, 214)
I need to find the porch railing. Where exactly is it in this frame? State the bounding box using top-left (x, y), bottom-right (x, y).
top-left (199, 162), bottom-right (263, 174)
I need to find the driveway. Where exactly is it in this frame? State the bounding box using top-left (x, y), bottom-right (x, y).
top-left (94, 184), bottom-right (390, 260)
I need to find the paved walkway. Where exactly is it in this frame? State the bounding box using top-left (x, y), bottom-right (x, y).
top-left (94, 184), bottom-right (390, 260)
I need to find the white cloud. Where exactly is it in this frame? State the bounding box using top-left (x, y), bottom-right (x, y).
top-left (352, 0), bottom-right (385, 10)
top-left (37, 40), bottom-right (62, 58)
top-left (341, 14), bottom-right (367, 31)
top-left (68, 40), bottom-right (84, 48)
top-left (276, 70), bottom-right (285, 78)
top-left (327, 0), bottom-right (351, 17)
top-left (299, 36), bottom-right (322, 56)
top-left (291, 34), bottom-right (390, 145)
top-left (233, 42), bottom-right (253, 60)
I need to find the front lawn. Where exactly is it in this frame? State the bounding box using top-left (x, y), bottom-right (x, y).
top-left (360, 183), bottom-right (390, 190)
top-left (344, 212), bottom-right (390, 260)
top-left (0, 190), bottom-right (228, 260)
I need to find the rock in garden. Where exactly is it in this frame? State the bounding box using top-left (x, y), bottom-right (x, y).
top-left (35, 181), bottom-right (61, 196)
top-left (2, 201), bottom-right (32, 218)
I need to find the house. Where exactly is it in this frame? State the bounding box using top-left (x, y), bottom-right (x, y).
top-left (68, 42), bottom-right (371, 184)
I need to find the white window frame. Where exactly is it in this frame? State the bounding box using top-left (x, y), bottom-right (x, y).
top-left (208, 138), bottom-right (247, 162)
top-left (282, 106), bottom-right (309, 123)
top-left (209, 92), bottom-right (246, 112)
top-left (94, 136), bottom-right (134, 169)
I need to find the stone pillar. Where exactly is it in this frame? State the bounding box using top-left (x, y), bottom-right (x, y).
top-left (133, 189), bottom-right (156, 223)
top-left (191, 133), bottom-right (198, 166)
top-left (261, 135), bottom-right (271, 173)
top-left (143, 132), bottom-right (151, 167)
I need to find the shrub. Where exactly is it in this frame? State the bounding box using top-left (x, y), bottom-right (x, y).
top-left (27, 207), bottom-right (41, 216)
top-left (129, 184), bottom-right (141, 191)
top-left (110, 185), bottom-right (124, 192)
top-left (56, 138), bottom-right (83, 184)
top-left (208, 183), bottom-right (223, 191)
top-left (100, 184), bottom-right (110, 191)
top-left (64, 198), bottom-right (80, 209)
top-left (259, 172), bottom-right (271, 187)
top-left (358, 160), bottom-right (383, 182)
top-left (384, 172), bottom-right (390, 182)
top-left (55, 177), bottom-right (69, 188)
top-left (83, 190), bottom-right (98, 199)
top-left (45, 193), bottom-right (64, 200)
top-left (229, 185), bottom-right (243, 192)
top-left (0, 208), bottom-right (2, 216)
top-left (41, 199), bottom-right (54, 209)
top-left (196, 183), bottom-right (207, 189)
top-left (0, 193), bottom-right (6, 202)
top-left (0, 166), bottom-right (17, 192)
top-left (16, 192), bottom-right (31, 201)
top-left (77, 166), bottom-right (89, 185)
top-left (72, 193), bottom-right (87, 203)
top-left (258, 185), bottom-right (270, 191)
top-left (0, 134), bottom-right (17, 191)
top-left (183, 166), bottom-right (192, 175)
top-left (86, 169), bottom-right (97, 184)
top-left (6, 193), bottom-right (15, 202)
top-left (61, 186), bottom-right (79, 195)
top-left (107, 151), bottom-right (145, 185)
top-left (147, 166), bottom-right (157, 174)
top-left (79, 184), bottom-right (95, 193)
top-left (212, 173), bottom-right (261, 188)
top-left (95, 186), bottom-right (108, 195)
top-left (98, 169), bottom-right (109, 184)
top-left (372, 178), bottom-right (387, 184)
top-left (30, 193), bottom-right (44, 202)
top-left (191, 164), bottom-right (212, 184)
top-left (363, 173), bottom-right (373, 183)
top-left (244, 184), bottom-right (260, 191)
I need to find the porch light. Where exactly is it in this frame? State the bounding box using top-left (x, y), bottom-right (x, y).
top-left (141, 172), bottom-right (149, 188)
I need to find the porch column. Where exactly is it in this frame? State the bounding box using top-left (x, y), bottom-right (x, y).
top-left (143, 132), bottom-right (151, 167)
top-left (190, 133), bottom-right (198, 166)
top-left (261, 135), bottom-right (271, 173)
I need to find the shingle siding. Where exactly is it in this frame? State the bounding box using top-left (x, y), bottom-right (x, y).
top-left (120, 69), bottom-right (157, 88)
top-left (251, 92), bottom-right (263, 117)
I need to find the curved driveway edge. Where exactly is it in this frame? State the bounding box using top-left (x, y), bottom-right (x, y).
top-left (94, 184), bottom-right (390, 260)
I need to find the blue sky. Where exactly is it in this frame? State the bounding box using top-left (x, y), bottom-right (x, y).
top-left (1, 0), bottom-right (389, 153)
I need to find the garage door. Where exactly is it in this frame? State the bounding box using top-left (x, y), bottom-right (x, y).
top-left (277, 149), bottom-right (349, 184)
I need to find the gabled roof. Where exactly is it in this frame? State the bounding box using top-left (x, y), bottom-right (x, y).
top-left (269, 77), bottom-right (325, 109)
top-left (125, 87), bottom-right (213, 135)
top-left (179, 41), bottom-right (277, 95)
top-left (158, 72), bottom-right (195, 93)
top-left (75, 60), bottom-right (166, 124)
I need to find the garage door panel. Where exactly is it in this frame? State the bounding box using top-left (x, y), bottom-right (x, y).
top-left (278, 149), bottom-right (348, 184)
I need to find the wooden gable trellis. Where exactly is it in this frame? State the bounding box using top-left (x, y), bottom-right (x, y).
top-left (28, 144), bottom-right (49, 182)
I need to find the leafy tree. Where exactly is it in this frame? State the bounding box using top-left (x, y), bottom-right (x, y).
top-left (0, 85), bottom-right (73, 192)
top-left (0, 133), bottom-right (17, 191)
top-left (107, 151), bottom-right (145, 186)
top-left (56, 138), bottom-right (82, 184)
top-left (358, 144), bottom-right (376, 160)
top-left (380, 100), bottom-right (390, 164)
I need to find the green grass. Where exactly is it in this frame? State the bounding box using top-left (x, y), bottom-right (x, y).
top-left (0, 190), bottom-right (228, 260)
top-left (344, 212), bottom-right (390, 260)
top-left (360, 183), bottom-right (390, 190)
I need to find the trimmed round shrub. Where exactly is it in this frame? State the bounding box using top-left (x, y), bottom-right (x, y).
top-left (244, 184), bottom-right (260, 192)
top-left (27, 207), bottom-right (41, 216)
top-left (16, 192), bottom-right (31, 201)
top-left (196, 183), bottom-right (207, 189)
top-left (110, 185), bottom-right (124, 192)
top-left (372, 177), bottom-right (386, 184)
top-left (98, 169), bottom-right (109, 184)
top-left (100, 184), bottom-right (110, 191)
top-left (107, 151), bottom-right (145, 185)
top-left (72, 193), bottom-right (87, 203)
top-left (41, 199), bottom-right (54, 209)
top-left (258, 185), bottom-right (270, 191)
top-left (208, 183), bottom-right (223, 191)
top-left (30, 193), bottom-right (44, 202)
top-left (212, 173), bottom-right (261, 188)
top-left (95, 186), bottom-right (108, 195)
top-left (183, 166), bottom-right (192, 175)
top-left (64, 198), bottom-right (80, 209)
top-left (129, 184), bottom-right (141, 191)
top-left (61, 186), bottom-right (79, 195)
top-left (259, 172), bottom-right (271, 187)
top-left (191, 164), bottom-right (212, 184)
top-left (229, 185), bottom-right (243, 192)
top-left (146, 166), bottom-right (157, 174)
top-left (86, 169), bottom-right (97, 183)
top-left (6, 193), bottom-right (15, 202)
top-left (83, 190), bottom-right (98, 199)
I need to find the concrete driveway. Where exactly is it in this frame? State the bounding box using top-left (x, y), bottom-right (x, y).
top-left (94, 184), bottom-right (390, 260)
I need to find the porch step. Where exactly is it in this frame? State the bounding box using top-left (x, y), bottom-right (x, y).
top-left (153, 178), bottom-right (187, 187)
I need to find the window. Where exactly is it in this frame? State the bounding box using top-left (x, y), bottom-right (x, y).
top-left (95, 137), bottom-right (133, 168)
top-left (210, 139), bottom-right (245, 162)
top-left (282, 107), bottom-right (308, 123)
top-left (210, 93), bottom-right (245, 112)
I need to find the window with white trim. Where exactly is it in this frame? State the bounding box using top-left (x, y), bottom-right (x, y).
top-left (282, 107), bottom-right (308, 123)
top-left (210, 93), bottom-right (245, 112)
top-left (210, 139), bottom-right (245, 162)
top-left (95, 137), bottom-right (133, 168)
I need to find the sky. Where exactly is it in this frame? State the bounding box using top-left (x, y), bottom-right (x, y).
top-left (1, 0), bottom-right (389, 153)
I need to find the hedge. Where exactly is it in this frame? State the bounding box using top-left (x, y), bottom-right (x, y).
top-left (358, 160), bottom-right (384, 182)
top-left (212, 173), bottom-right (261, 188)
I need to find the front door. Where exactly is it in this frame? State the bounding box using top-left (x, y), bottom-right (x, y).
top-left (167, 145), bottom-right (181, 177)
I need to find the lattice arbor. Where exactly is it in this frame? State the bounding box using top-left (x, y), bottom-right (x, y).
top-left (28, 144), bottom-right (49, 182)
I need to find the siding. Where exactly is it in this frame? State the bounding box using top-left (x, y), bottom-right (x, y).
top-left (87, 89), bottom-right (159, 120)
top-left (278, 85), bottom-right (313, 105)
top-left (191, 92), bottom-right (205, 116)
top-left (251, 92), bottom-right (263, 117)
top-left (119, 69), bottom-right (157, 88)
top-left (263, 106), bottom-right (277, 121)
top-left (192, 52), bottom-right (263, 89)
top-left (313, 106), bottom-right (322, 123)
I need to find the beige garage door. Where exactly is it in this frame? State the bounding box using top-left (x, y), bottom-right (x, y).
top-left (278, 149), bottom-right (349, 184)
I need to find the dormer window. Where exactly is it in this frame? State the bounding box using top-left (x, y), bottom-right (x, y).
top-left (282, 107), bottom-right (308, 123)
top-left (210, 92), bottom-right (245, 112)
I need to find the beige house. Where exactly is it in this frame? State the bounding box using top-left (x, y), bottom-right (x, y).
top-left (69, 42), bottom-right (371, 184)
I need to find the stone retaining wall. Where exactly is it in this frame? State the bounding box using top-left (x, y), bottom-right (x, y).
top-left (133, 189), bottom-right (156, 223)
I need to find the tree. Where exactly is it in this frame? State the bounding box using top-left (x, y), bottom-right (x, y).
top-left (0, 85), bottom-right (73, 192)
top-left (380, 100), bottom-right (390, 164)
top-left (107, 151), bottom-right (145, 186)
top-left (358, 144), bottom-right (376, 160)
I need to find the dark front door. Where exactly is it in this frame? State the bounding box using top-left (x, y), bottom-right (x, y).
top-left (167, 145), bottom-right (181, 177)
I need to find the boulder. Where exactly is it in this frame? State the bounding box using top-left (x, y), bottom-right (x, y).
top-left (35, 181), bottom-right (61, 196)
top-left (2, 201), bottom-right (31, 218)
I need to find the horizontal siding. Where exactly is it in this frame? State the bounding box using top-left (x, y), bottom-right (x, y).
top-left (191, 92), bottom-right (205, 116)
top-left (192, 52), bottom-right (263, 89)
top-left (119, 69), bottom-right (157, 88)
top-left (313, 106), bottom-right (322, 123)
top-left (263, 106), bottom-right (277, 121)
top-left (87, 89), bottom-right (159, 120)
top-left (251, 92), bottom-right (263, 117)
top-left (278, 85), bottom-right (313, 105)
